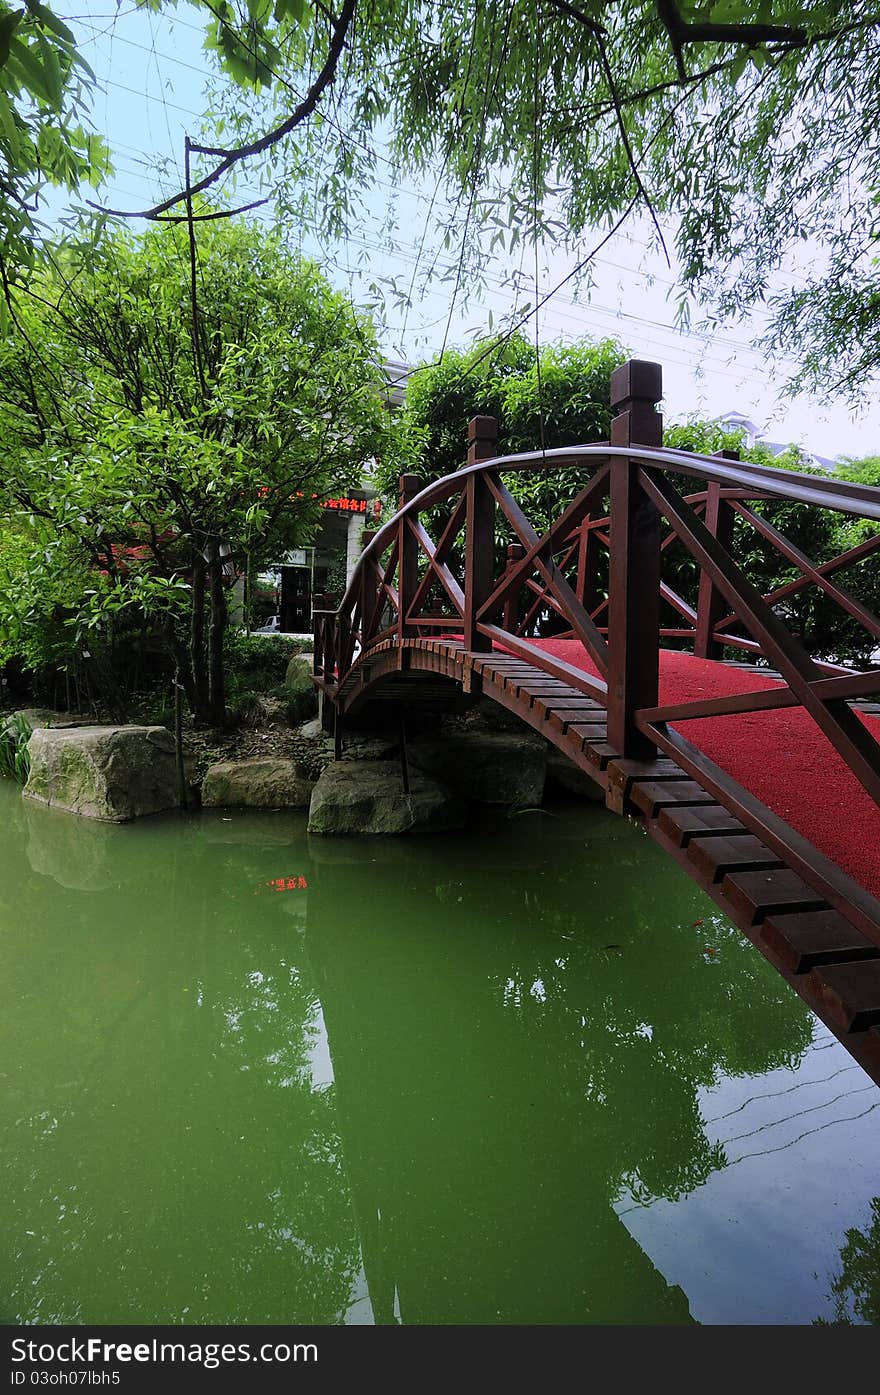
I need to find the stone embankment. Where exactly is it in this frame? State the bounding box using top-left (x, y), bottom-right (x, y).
top-left (9, 689), bottom-right (601, 830)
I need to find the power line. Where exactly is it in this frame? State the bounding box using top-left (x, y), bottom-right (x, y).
top-left (717, 1081), bottom-right (877, 1147)
top-left (89, 158), bottom-right (802, 397)
top-left (69, 2), bottom-right (840, 380)
top-left (55, 14), bottom-right (837, 413)
top-left (703, 1061), bottom-right (861, 1125)
top-left (70, 13), bottom-right (793, 369)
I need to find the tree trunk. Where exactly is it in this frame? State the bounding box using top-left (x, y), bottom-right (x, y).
top-left (191, 550), bottom-right (208, 719)
top-left (165, 628), bottom-right (198, 716)
top-left (207, 542), bottom-right (227, 724)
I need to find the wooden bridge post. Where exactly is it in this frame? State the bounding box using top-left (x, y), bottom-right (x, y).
top-left (397, 474), bottom-right (421, 656)
top-left (694, 451), bottom-right (738, 660)
top-left (313, 592), bottom-right (335, 735)
top-left (358, 527), bottom-right (376, 651)
top-left (607, 360), bottom-right (663, 760)
top-left (464, 416), bottom-right (498, 653)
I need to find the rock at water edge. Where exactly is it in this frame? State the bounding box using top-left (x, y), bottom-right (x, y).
top-left (308, 759), bottom-right (466, 835)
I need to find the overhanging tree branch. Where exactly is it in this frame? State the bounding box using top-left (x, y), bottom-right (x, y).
top-left (542, 0), bottom-right (606, 38)
top-left (89, 0), bottom-right (358, 223)
top-left (654, 0), bottom-right (809, 64)
top-left (591, 27), bottom-right (670, 265)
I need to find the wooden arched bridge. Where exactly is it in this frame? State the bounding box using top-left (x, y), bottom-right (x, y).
top-left (313, 360), bottom-right (880, 1085)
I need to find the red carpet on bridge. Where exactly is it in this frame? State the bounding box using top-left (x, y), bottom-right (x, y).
top-left (528, 639), bottom-right (880, 901)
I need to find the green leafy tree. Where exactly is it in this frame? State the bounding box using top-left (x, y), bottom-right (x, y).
top-left (7, 6), bottom-right (880, 399)
top-left (386, 332), bottom-right (626, 539)
top-left (823, 1197), bottom-right (880, 1325)
top-left (379, 338), bottom-right (878, 662)
top-left (0, 1), bottom-right (112, 283)
top-left (0, 215), bottom-right (395, 720)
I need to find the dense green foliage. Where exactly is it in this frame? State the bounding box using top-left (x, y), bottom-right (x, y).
top-left (0, 216), bottom-right (394, 719)
top-left (0, 1), bottom-right (111, 281)
top-left (662, 425), bottom-right (880, 667)
top-left (5, 5), bottom-right (880, 398)
top-left (825, 1196), bottom-right (880, 1326)
top-left (223, 629), bottom-right (308, 703)
top-left (386, 333), bottom-right (626, 542)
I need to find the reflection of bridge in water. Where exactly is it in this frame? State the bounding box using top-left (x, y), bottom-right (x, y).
top-left (5, 783), bottom-right (878, 1324)
top-left (304, 824), bottom-right (825, 1324)
top-left (314, 360), bottom-right (880, 1086)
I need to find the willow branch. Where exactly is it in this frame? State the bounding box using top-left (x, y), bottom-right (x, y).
top-left (542, 0), bottom-right (606, 38)
top-left (89, 0), bottom-right (357, 222)
top-left (592, 30), bottom-right (670, 265)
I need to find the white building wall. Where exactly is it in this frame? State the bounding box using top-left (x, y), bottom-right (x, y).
top-left (346, 511), bottom-right (365, 585)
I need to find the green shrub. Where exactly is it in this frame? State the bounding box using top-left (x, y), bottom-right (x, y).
top-left (224, 630), bottom-right (311, 704)
top-left (0, 712), bottom-right (32, 784)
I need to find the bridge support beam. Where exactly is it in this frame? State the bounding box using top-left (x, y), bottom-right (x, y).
top-left (397, 474), bottom-right (421, 661)
top-left (607, 360), bottom-right (663, 763)
top-left (464, 416), bottom-right (498, 653)
top-left (694, 453), bottom-right (738, 660)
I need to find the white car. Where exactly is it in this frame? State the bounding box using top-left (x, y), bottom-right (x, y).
top-left (252, 615), bottom-right (282, 634)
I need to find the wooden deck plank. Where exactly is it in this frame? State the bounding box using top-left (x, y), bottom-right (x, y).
top-left (629, 780), bottom-right (717, 818)
top-left (759, 910), bottom-right (880, 975)
top-left (721, 869), bottom-right (828, 925)
top-left (547, 710), bottom-right (608, 736)
top-left (512, 681), bottom-right (579, 701)
top-left (572, 737), bottom-right (617, 772)
top-left (606, 757), bottom-right (684, 802)
top-left (688, 834), bottom-right (785, 884)
top-left (806, 961), bottom-right (880, 1033)
top-left (606, 757), bottom-right (687, 814)
top-left (504, 680), bottom-right (576, 704)
top-left (656, 804), bottom-right (753, 846)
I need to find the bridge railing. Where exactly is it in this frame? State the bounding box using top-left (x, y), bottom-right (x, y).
top-left (314, 358), bottom-right (880, 812)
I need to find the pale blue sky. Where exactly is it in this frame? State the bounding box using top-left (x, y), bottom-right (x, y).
top-left (54, 3), bottom-right (880, 461)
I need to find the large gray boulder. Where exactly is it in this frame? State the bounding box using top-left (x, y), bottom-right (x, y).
top-left (297, 717), bottom-right (326, 741)
top-left (308, 759), bottom-right (466, 835)
top-left (202, 758), bottom-right (314, 809)
top-left (285, 654), bottom-right (314, 685)
top-left (24, 725), bottom-right (180, 821)
top-left (283, 654), bottom-right (318, 722)
top-left (408, 730), bottom-right (546, 807)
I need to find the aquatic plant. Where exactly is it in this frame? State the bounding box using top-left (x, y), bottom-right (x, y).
top-left (0, 713), bottom-right (32, 785)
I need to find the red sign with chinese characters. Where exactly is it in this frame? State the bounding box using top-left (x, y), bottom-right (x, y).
top-left (256, 488), bottom-right (373, 513)
top-left (321, 497), bottom-right (368, 513)
top-left (261, 876), bottom-right (309, 892)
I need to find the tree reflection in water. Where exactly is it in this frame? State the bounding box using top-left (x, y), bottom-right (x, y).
top-left (823, 1199), bottom-right (880, 1325)
top-left (1, 801), bottom-right (361, 1324)
top-left (304, 807), bottom-right (813, 1324)
top-left (0, 788), bottom-right (821, 1326)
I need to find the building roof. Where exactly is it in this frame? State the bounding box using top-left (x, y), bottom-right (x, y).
top-left (381, 358), bottom-right (411, 410)
top-left (716, 410), bottom-right (840, 473)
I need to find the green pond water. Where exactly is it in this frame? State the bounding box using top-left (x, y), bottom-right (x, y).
top-left (2, 778), bottom-right (880, 1326)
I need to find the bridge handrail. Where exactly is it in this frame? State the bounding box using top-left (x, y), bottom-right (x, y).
top-left (315, 359), bottom-right (880, 829)
top-left (323, 443), bottom-right (879, 621)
